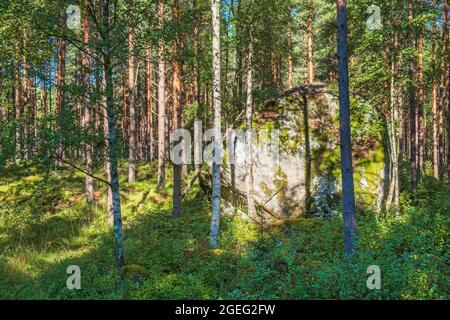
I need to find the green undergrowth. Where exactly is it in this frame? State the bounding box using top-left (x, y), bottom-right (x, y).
top-left (0, 163), bottom-right (448, 299)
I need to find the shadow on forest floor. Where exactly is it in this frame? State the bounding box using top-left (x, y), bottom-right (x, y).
top-left (0, 162), bottom-right (448, 299)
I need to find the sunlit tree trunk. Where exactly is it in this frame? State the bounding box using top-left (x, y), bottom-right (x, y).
top-left (439, 3), bottom-right (448, 179)
top-left (445, 1), bottom-right (450, 191)
top-left (306, 2), bottom-right (315, 84)
top-left (128, 30), bottom-right (136, 183)
top-left (157, 0), bottom-right (166, 190)
top-left (102, 0), bottom-right (124, 267)
top-left (172, 0), bottom-right (183, 218)
top-left (210, 0), bottom-right (222, 249)
top-left (432, 23), bottom-right (439, 179)
top-left (82, 0), bottom-right (94, 202)
top-left (56, 33), bottom-right (66, 168)
top-left (14, 52), bottom-right (21, 163)
top-left (416, 0), bottom-right (425, 182)
top-left (193, 0), bottom-right (201, 108)
top-left (146, 47), bottom-right (154, 161)
top-left (408, 0), bottom-right (417, 189)
top-left (245, 33), bottom-right (256, 218)
top-left (287, 6), bottom-right (293, 89)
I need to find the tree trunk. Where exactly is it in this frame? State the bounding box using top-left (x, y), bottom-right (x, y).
top-left (99, 73), bottom-right (114, 222)
top-left (416, 0), bottom-right (425, 183)
top-left (157, 0), bottom-right (166, 190)
top-left (445, 1), bottom-right (450, 191)
top-left (306, 2), bottom-right (315, 84)
top-left (245, 33), bottom-right (256, 218)
top-left (287, 6), bottom-right (293, 89)
top-left (14, 54), bottom-right (21, 163)
top-left (193, 0), bottom-right (201, 107)
top-left (102, 0), bottom-right (124, 267)
top-left (408, 0), bottom-right (417, 189)
top-left (210, 0), bottom-right (222, 249)
top-left (128, 30), bottom-right (136, 183)
top-left (146, 47), bottom-right (154, 161)
top-left (302, 95), bottom-right (312, 214)
top-left (82, 0), bottom-right (94, 202)
top-left (432, 23), bottom-right (439, 179)
top-left (56, 33), bottom-right (66, 168)
top-left (336, 0), bottom-right (357, 257)
top-left (172, 0), bottom-right (183, 218)
top-left (439, 1), bottom-right (449, 180)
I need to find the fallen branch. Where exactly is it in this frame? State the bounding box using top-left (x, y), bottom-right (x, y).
top-left (52, 154), bottom-right (111, 187)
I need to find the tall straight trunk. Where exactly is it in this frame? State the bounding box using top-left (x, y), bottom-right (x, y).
top-left (102, 0), bottom-right (124, 267)
top-left (432, 24), bottom-right (439, 179)
top-left (31, 76), bottom-right (37, 155)
top-left (306, 2), bottom-right (315, 84)
top-left (157, 0), bottom-right (166, 190)
top-left (336, 0), bottom-right (357, 257)
top-left (56, 34), bottom-right (66, 167)
top-left (287, 7), bottom-right (293, 89)
top-left (210, 0), bottom-right (222, 249)
top-left (0, 79), bottom-right (3, 124)
top-left (172, 0), bottom-right (183, 218)
top-left (408, 0), bottom-right (417, 189)
top-left (21, 53), bottom-right (29, 160)
top-left (416, 0), bottom-right (425, 182)
top-left (82, 0), bottom-right (94, 202)
top-left (14, 55), bottom-right (21, 162)
top-left (100, 73), bottom-right (114, 221)
top-left (193, 0), bottom-right (201, 107)
top-left (245, 34), bottom-right (256, 218)
top-left (121, 65), bottom-right (127, 150)
top-left (445, 1), bottom-right (450, 190)
top-left (146, 47), bottom-right (154, 161)
top-left (302, 95), bottom-right (312, 214)
top-left (439, 2), bottom-right (449, 179)
top-left (40, 79), bottom-right (47, 154)
top-left (386, 39), bottom-right (400, 209)
top-left (128, 30), bottom-right (136, 183)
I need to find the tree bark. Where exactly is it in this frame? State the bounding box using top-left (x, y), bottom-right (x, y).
top-left (416, 0), bottom-right (425, 183)
top-left (287, 6), bottom-right (293, 89)
top-left (146, 47), bottom-right (154, 161)
top-left (336, 0), bottom-right (357, 257)
top-left (157, 0), bottom-right (166, 190)
top-left (408, 0), bottom-right (417, 189)
top-left (82, 0), bottom-right (94, 202)
top-left (245, 33), bottom-right (256, 218)
top-left (128, 30), bottom-right (136, 183)
top-left (102, 0), bottom-right (124, 267)
top-left (432, 23), bottom-right (439, 179)
top-left (210, 0), bottom-right (222, 249)
top-left (56, 32), bottom-right (66, 168)
top-left (172, 0), bottom-right (183, 218)
top-left (306, 2), bottom-right (315, 84)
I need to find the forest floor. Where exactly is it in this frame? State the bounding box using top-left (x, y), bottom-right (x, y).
top-left (0, 163), bottom-right (448, 299)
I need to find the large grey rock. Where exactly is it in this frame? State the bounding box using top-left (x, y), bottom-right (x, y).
top-left (200, 85), bottom-right (382, 219)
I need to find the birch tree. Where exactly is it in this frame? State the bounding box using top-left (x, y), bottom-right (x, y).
top-left (210, 0), bottom-right (222, 249)
top-left (245, 31), bottom-right (256, 218)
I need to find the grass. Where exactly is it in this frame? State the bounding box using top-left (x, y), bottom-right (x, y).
top-left (0, 162), bottom-right (448, 300)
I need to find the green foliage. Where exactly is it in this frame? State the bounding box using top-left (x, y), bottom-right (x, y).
top-left (0, 164), bottom-right (447, 300)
